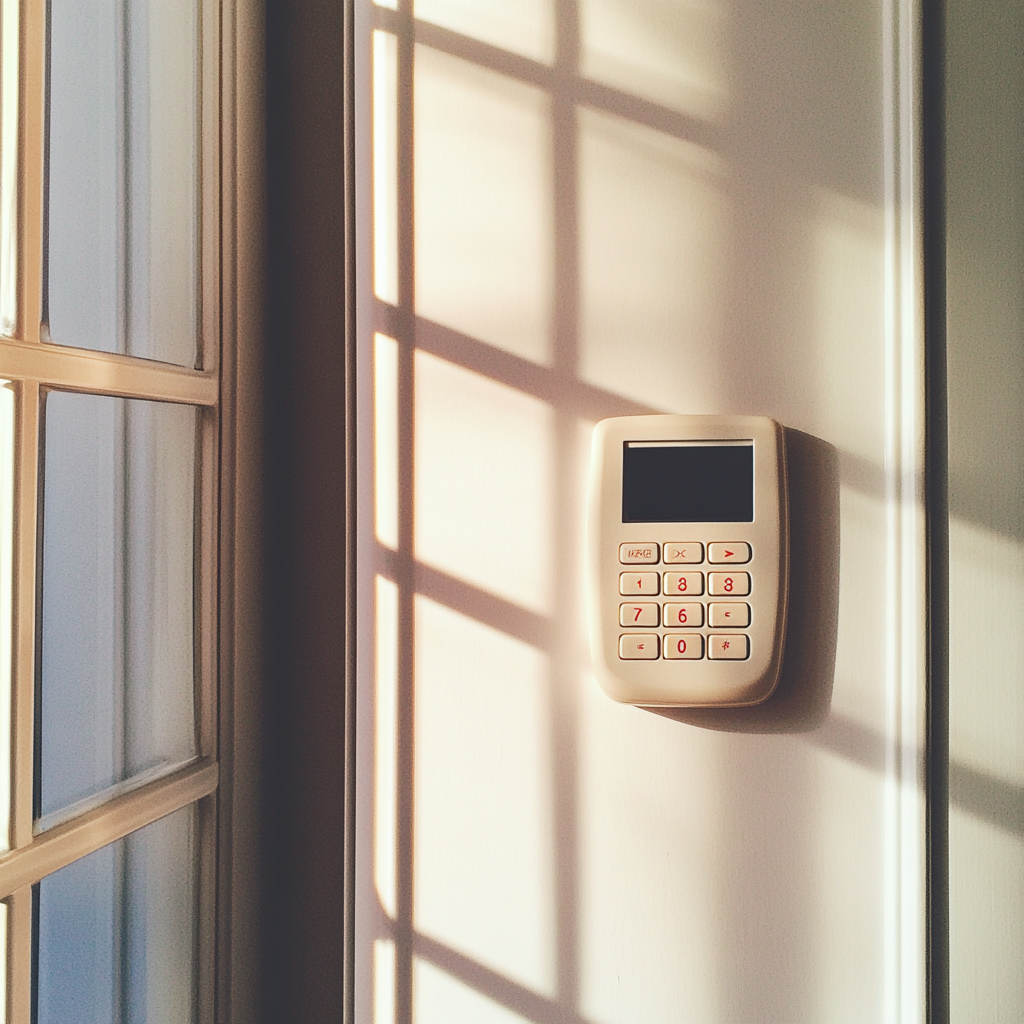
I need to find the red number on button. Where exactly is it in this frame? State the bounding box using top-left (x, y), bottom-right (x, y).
top-left (677, 577), bottom-right (687, 592)
top-left (724, 577), bottom-right (733, 593)
top-left (633, 607), bottom-right (643, 622)
top-left (635, 578), bottom-right (643, 590)
top-left (676, 638), bottom-right (687, 655)
top-left (676, 608), bottom-right (688, 624)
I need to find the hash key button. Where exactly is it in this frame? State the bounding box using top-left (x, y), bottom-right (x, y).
top-left (708, 542), bottom-right (751, 564)
top-left (709, 634), bottom-right (749, 660)
top-left (619, 634), bottom-right (659, 660)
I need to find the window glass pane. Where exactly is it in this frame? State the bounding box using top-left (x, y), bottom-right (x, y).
top-left (0, 383), bottom-right (11, 850)
top-left (46, 0), bottom-right (199, 365)
top-left (38, 392), bottom-right (196, 823)
top-left (36, 804), bottom-right (197, 1024)
top-left (0, 0), bottom-right (19, 335)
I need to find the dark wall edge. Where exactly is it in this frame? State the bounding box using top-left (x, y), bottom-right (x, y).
top-left (262, 0), bottom-right (353, 1021)
top-left (922, 1), bottom-right (949, 1022)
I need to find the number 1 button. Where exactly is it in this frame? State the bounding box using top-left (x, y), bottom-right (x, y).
top-left (620, 572), bottom-right (660, 595)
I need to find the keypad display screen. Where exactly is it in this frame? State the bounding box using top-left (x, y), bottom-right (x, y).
top-left (622, 441), bottom-right (754, 522)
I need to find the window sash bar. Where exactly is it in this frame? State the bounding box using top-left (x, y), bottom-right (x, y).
top-left (0, 758), bottom-right (217, 899)
top-left (0, 341), bottom-right (218, 405)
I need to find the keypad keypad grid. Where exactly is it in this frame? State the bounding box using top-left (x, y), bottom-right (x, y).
top-left (617, 541), bottom-right (752, 661)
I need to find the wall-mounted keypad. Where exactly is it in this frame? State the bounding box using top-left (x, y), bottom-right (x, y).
top-left (617, 541), bottom-right (752, 660)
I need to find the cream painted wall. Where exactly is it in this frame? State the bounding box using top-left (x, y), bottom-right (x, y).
top-left (356, 2), bottom-right (925, 1022)
top-left (947, 1), bottom-right (1024, 1020)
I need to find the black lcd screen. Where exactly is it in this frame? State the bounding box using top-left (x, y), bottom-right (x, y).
top-left (622, 442), bottom-right (754, 522)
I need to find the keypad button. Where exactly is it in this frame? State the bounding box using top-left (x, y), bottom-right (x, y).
top-left (620, 571), bottom-right (660, 596)
top-left (619, 542), bottom-right (659, 564)
top-left (708, 571), bottom-right (750, 596)
top-left (708, 542), bottom-right (751, 564)
top-left (708, 602), bottom-right (750, 627)
top-left (619, 602), bottom-right (659, 627)
top-left (662, 602), bottom-right (704, 628)
top-left (619, 634), bottom-right (659, 660)
top-left (662, 571), bottom-right (704, 596)
top-left (664, 633), bottom-right (704, 660)
top-left (708, 634), bottom-right (749, 660)
top-left (662, 542), bottom-right (704, 564)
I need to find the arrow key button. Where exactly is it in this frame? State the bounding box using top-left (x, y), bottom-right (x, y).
top-left (709, 542), bottom-right (751, 564)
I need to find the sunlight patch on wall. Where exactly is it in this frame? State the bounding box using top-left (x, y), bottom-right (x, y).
top-left (374, 938), bottom-right (396, 1024)
top-left (578, 107), bottom-right (728, 413)
top-left (414, 595), bottom-right (555, 997)
top-left (415, 0), bottom-right (555, 66)
top-left (373, 30), bottom-right (399, 305)
top-left (374, 333), bottom-right (399, 549)
top-left (374, 575), bottom-right (399, 919)
top-left (414, 349), bottom-right (554, 614)
top-left (415, 46), bottom-right (554, 365)
top-left (579, 0), bottom-right (729, 121)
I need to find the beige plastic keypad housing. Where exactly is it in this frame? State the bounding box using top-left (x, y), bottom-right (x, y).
top-left (587, 415), bottom-right (789, 707)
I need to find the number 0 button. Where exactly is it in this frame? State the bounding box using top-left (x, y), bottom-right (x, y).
top-left (708, 572), bottom-right (750, 596)
top-left (664, 633), bottom-right (704, 660)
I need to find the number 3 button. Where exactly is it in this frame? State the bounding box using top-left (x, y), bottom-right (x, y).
top-left (708, 572), bottom-right (750, 596)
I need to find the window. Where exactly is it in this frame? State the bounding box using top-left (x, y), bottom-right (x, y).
top-left (0, 0), bottom-right (234, 1018)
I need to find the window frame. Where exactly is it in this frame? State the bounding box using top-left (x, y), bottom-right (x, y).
top-left (0, 0), bottom-right (253, 1018)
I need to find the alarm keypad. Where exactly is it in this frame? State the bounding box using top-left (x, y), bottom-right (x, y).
top-left (617, 541), bottom-right (752, 661)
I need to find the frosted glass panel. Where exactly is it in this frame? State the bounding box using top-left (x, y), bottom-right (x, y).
top-left (39, 392), bottom-right (196, 822)
top-left (36, 805), bottom-right (197, 1024)
top-left (46, 0), bottom-right (199, 364)
top-left (0, 383), bottom-right (11, 851)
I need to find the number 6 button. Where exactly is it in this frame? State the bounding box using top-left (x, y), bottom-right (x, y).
top-left (663, 571), bottom-right (704, 596)
top-left (708, 572), bottom-right (750, 596)
top-left (663, 602), bottom-right (704, 627)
